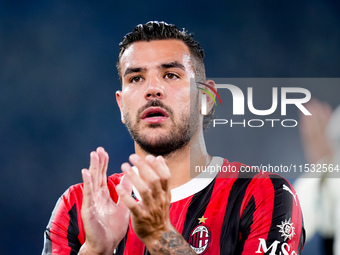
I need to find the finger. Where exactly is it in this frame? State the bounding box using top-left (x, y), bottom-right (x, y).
top-left (96, 147), bottom-right (109, 187)
top-left (120, 174), bottom-right (133, 196)
top-left (146, 155), bottom-right (171, 179)
top-left (129, 154), bottom-right (163, 195)
top-left (89, 151), bottom-right (100, 192)
top-left (121, 162), bottom-right (153, 206)
top-left (116, 175), bottom-right (132, 210)
top-left (102, 151), bottom-right (109, 186)
top-left (96, 147), bottom-right (104, 187)
top-left (81, 168), bottom-right (93, 209)
top-left (145, 155), bottom-right (171, 192)
top-left (116, 181), bottom-right (142, 216)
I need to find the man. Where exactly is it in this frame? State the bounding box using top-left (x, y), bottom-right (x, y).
top-left (43, 21), bottom-right (305, 254)
top-left (296, 99), bottom-right (340, 255)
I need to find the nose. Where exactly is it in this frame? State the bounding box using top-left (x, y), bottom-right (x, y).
top-left (144, 77), bottom-right (166, 100)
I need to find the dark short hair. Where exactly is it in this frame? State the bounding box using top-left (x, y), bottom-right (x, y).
top-left (117, 21), bottom-right (205, 81)
top-left (117, 21), bottom-right (213, 129)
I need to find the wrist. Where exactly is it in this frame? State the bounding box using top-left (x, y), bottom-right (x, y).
top-left (140, 221), bottom-right (173, 247)
top-left (142, 224), bottom-right (196, 255)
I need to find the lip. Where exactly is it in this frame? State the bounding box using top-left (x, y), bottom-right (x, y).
top-left (141, 107), bottom-right (169, 123)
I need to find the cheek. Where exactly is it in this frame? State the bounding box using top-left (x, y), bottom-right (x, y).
top-left (171, 87), bottom-right (193, 114)
top-left (121, 87), bottom-right (141, 111)
top-left (172, 86), bottom-right (191, 102)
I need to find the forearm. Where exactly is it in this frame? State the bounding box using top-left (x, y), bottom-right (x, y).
top-left (118, 155), bottom-right (194, 254)
top-left (144, 228), bottom-right (196, 255)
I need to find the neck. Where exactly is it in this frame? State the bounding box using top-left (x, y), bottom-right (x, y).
top-left (134, 129), bottom-right (211, 189)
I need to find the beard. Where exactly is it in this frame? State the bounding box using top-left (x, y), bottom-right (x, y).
top-left (123, 98), bottom-right (200, 156)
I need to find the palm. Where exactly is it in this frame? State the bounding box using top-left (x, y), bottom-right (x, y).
top-left (84, 188), bottom-right (129, 249)
top-left (80, 148), bottom-right (131, 255)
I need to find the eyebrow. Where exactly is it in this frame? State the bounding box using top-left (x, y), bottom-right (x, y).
top-left (123, 61), bottom-right (186, 78)
top-left (160, 61), bottom-right (186, 71)
top-left (123, 67), bottom-right (146, 77)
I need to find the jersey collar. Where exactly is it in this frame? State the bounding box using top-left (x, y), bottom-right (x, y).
top-left (132, 156), bottom-right (223, 203)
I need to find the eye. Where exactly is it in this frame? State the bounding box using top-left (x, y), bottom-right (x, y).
top-left (129, 76), bottom-right (143, 83)
top-left (164, 73), bottom-right (180, 80)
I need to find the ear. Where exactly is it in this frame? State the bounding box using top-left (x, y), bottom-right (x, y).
top-left (116, 90), bottom-right (126, 124)
top-left (199, 80), bottom-right (216, 116)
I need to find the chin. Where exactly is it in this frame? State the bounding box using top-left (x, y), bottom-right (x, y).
top-left (141, 134), bottom-right (167, 145)
top-left (143, 127), bottom-right (170, 136)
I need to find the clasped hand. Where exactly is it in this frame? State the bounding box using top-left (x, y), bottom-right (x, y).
top-left (79, 147), bottom-right (172, 254)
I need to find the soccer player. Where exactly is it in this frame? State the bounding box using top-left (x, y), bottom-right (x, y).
top-left (42, 21), bottom-right (305, 255)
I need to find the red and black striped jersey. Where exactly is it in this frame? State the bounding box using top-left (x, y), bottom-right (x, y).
top-left (42, 157), bottom-right (305, 255)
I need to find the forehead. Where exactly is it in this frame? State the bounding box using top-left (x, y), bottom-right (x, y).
top-left (119, 39), bottom-right (191, 72)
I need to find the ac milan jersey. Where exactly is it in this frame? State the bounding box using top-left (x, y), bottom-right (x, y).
top-left (42, 157), bottom-right (305, 255)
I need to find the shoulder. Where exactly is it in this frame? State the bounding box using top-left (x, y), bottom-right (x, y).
top-left (215, 159), bottom-right (298, 205)
top-left (215, 159), bottom-right (305, 252)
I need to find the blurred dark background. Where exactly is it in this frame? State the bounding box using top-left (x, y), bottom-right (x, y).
top-left (1, 0), bottom-right (339, 254)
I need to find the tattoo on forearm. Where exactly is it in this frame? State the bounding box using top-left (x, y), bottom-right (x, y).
top-left (151, 230), bottom-right (196, 255)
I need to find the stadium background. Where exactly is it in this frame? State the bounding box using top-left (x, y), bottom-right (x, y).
top-left (1, 0), bottom-right (339, 254)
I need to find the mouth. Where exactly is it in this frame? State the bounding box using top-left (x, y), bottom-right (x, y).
top-left (141, 107), bottom-right (169, 124)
